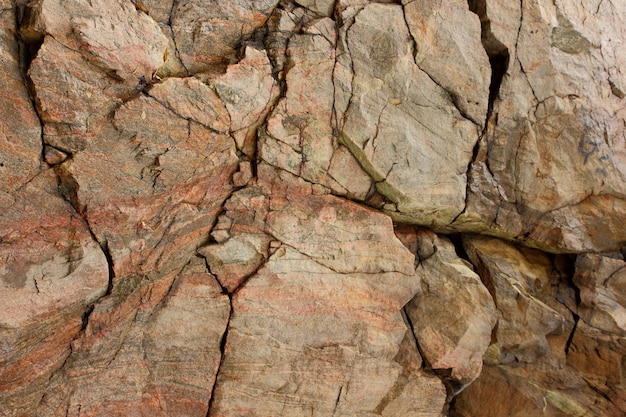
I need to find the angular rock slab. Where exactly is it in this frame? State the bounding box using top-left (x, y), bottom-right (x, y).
top-left (0, 171), bottom-right (109, 416)
top-left (403, 0), bottom-right (490, 126)
top-left (199, 181), bottom-right (273, 292)
top-left (573, 253), bottom-right (626, 335)
top-left (209, 166), bottom-right (421, 416)
top-left (57, 92), bottom-right (238, 280)
top-left (378, 328), bottom-right (447, 417)
top-left (34, 256), bottom-right (230, 417)
top-left (463, 235), bottom-right (574, 365)
top-left (171, 0), bottom-right (279, 75)
top-left (213, 46), bottom-right (280, 156)
top-left (456, 0), bottom-right (626, 252)
top-left (567, 254), bottom-right (626, 413)
top-left (261, 17), bottom-right (374, 200)
top-left (25, 0), bottom-right (167, 80)
top-left (335, 3), bottom-right (483, 225)
top-left (403, 229), bottom-right (496, 386)
top-left (24, 0), bottom-right (167, 152)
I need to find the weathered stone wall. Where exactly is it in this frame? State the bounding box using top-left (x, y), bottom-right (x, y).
top-left (1, 0), bottom-right (624, 416)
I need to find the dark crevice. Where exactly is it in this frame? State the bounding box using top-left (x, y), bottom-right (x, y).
top-left (564, 313), bottom-right (579, 354)
top-left (450, 1), bottom-right (510, 226)
top-left (467, 0), bottom-right (510, 128)
top-left (331, 384), bottom-right (343, 415)
top-left (15, 1), bottom-right (44, 71)
top-left (79, 305), bottom-right (95, 332)
top-left (402, 308), bottom-right (427, 369)
top-left (485, 51), bottom-right (509, 119)
top-left (205, 295), bottom-right (232, 417)
top-left (100, 239), bottom-right (116, 296)
top-left (54, 163), bottom-right (117, 330)
top-left (13, 1), bottom-right (46, 169)
top-left (167, 0), bottom-right (190, 76)
top-left (448, 233), bottom-right (473, 264)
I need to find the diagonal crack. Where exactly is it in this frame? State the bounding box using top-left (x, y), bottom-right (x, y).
top-left (205, 290), bottom-right (233, 417)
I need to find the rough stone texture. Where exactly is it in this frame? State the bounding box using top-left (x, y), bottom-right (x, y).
top-left (0, 4), bottom-right (41, 193)
top-left (171, 0), bottom-right (279, 75)
top-left (35, 256), bottom-right (230, 417)
top-left (335, 3), bottom-right (484, 225)
top-left (453, 236), bottom-right (625, 417)
top-left (403, 229), bottom-right (496, 387)
top-left (208, 165), bottom-right (427, 416)
top-left (567, 254), bottom-right (626, 413)
top-left (2, 0), bottom-right (626, 416)
top-left (213, 46), bottom-right (280, 157)
top-left (0, 171), bottom-right (109, 415)
top-left (463, 236), bottom-right (574, 365)
top-left (573, 253), bottom-right (626, 335)
top-left (454, 0), bottom-right (626, 252)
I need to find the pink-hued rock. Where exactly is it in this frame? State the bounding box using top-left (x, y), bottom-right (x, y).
top-left (0, 6), bottom-right (42, 193)
top-left (199, 182), bottom-right (272, 292)
top-left (171, 0), bottom-right (279, 74)
top-left (208, 165), bottom-right (423, 416)
top-left (213, 46), bottom-right (280, 156)
top-left (0, 171), bottom-right (109, 414)
top-left (55, 93), bottom-right (238, 279)
top-left (34, 256), bottom-right (230, 417)
top-left (148, 77), bottom-right (231, 133)
top-left (3, 0), bottom-right (626, 415)
top-left (28, 36), bottom-right (125, 152)
top-left (26, 0), bottom-right (167, 81)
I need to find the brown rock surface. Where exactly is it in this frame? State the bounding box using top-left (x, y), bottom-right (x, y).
top-left (454, 0), bottom-right (626, 252)
top-left (1, 0), bottom-right (626, 416)
top-left (0, 171), bottom-right (109, 414)
top-left (463, 235), bottom-right (574, 365)
top-left (35, 256), bottom-right (230, 416)
top-left (208, 165), bottom-right (427, 416)
top-left (0, 4), bottom-right (41, 192)
top-left (404, 230), bottom-right (496, 386)
top-left (171, 0), bottom-right (279, 75)
top-left (335, 2), bottom-right (484, 225)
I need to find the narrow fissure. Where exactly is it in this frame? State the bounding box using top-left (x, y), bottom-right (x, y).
top-left (13, 1), bottom-right (46, 167)
top-left (450, 1), bottom-right (511, 225)
top-left (402, 308), bottom-right (427, 369)
top-left (564, 313), bottom-right (579, 354)
top-left (205, 294), bottom-right (232, 417)
top-left (167, 0), bottom-right (190, 76)
top-left (331, 384), bottom-right (343, 416)
top-left (467, 0), bottom-right (510, 126)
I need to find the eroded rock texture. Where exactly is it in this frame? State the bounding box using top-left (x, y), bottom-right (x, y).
top-left (1, 0), bottom-right (624, 416)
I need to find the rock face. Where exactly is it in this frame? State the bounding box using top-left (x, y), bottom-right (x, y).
top-left (1, 0), bottom-right (625, 416)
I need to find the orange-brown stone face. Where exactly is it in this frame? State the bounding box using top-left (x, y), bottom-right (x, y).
top-left (1, 0), bottom-right (625, 416)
